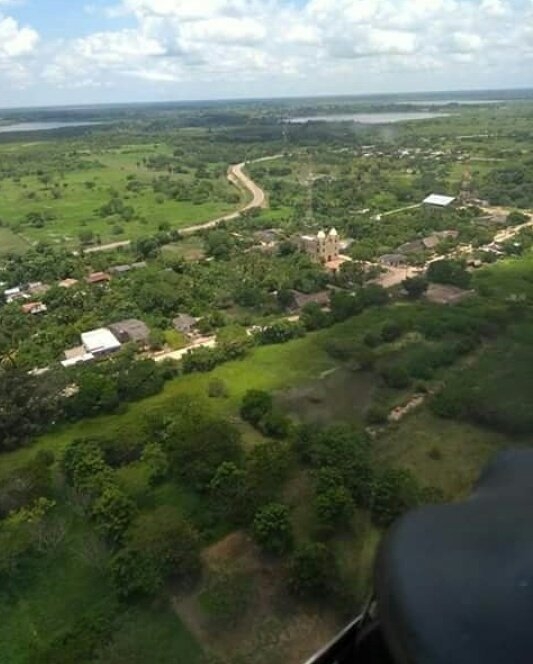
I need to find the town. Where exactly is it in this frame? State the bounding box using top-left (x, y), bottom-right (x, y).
top-left (1, 95), bottom-right (532, 663)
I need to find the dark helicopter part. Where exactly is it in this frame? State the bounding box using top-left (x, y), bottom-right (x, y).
top-left (305, 449), bottom-right (533, 664)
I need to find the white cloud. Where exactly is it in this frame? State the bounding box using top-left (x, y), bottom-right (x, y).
top-left (5, 0), bottom-right (533, 101)
top-left (0, 13), bottom-right (38, 58)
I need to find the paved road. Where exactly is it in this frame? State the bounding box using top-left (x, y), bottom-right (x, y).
top-left (80, 155), bottom-right (282, 254)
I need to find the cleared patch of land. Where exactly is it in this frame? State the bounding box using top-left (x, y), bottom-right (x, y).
top-left (0, 226), bottom-right (30, 255)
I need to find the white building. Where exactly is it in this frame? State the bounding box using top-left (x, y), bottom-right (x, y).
top-left (81, 328), bottom-right (121, 356)
top-left (423, 194), bottom-right (456, 209)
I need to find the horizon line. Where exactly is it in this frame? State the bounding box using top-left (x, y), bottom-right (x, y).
top-left (0, 85), bottom-right (532, 114)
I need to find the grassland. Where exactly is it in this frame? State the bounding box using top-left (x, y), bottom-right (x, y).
top-left (0, 226), bottom-right (30, 255)
top-left (0, 143), bottom-right (241, 249)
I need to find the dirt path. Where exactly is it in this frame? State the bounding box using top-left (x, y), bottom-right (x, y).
top-left (79, 154), bottom-right (282, 254)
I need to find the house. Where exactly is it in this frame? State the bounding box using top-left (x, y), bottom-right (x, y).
top-left (379, 253), bottom-right (407, 268)
top-left (21, 301), bottom-right (47, 315)
top-left (108, 319), bottom-right (150, 345)
top-left (4, 286), bottom-right (25, 303)
top-left (58, 278), bottom-right (79, 289)
top-left (423, 230), bottom-right (459, 250)
top-left (86, 271), bottom-right (111, 285)
top-left (81, 328), bottom-right (121, 356)
top-left (254, 229), bottom-right (279, 245)
top-left (397, 240), bottom-right (424, 254)
top-left (423, 194), bottom-right (456, 209)
top-left (27, 282), bottom-right (50, 296)
top-left (109, 264), bottom-right (132, 275)
top-left (290, 290), bottom-right (331, 311)
top-left (173, 314), bottom-right (197, 336)
top-left (422, 236), bottom-right (441, 250)
top-left (61, 345), bottom-right (94, 368)
top-left (299, 229), bottom-right (340, 264)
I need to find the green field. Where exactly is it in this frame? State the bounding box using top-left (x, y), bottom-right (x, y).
top-left (0, 143), bottom-right (242, 248)
top-left (0, 226), bottom-right (30, 255)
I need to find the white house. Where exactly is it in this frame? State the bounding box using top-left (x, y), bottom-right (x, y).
top-left (423, 194), bottom-right (456, 209)
top-left (81, 328), bottom-right (121, 356)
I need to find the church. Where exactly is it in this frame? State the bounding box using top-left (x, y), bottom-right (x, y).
top-left (299, 228), bottom-right (340, 264)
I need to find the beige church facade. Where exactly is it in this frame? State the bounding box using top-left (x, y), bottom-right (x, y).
top-left (299, 229), bottom-right (340, 264)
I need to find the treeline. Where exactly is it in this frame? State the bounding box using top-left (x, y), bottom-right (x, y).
top-left (0, 353), bottom-right (177, 453)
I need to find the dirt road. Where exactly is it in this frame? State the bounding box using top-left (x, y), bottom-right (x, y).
top-left (80, 155), bottom-right (281, 254)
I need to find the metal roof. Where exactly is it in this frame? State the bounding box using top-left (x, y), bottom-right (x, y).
top-left (423, 194), bottom-right (456, 207)
top-left (81, 328), bottom-right (121, 354)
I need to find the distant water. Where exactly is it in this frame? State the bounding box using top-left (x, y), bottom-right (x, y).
top-left (394, 100), bottom-right (503, 106)
top-left (0, 121), bottom-right (103, 134)
top-left (285, 112), bottom-right (450, 125)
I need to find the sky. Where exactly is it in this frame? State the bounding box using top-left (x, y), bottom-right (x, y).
top-left (0, 0), bottom-right (532, 107)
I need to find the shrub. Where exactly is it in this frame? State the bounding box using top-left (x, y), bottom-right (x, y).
top-left (365, 405), bottom-right (389, 425)
top-left (207, 378), bottom-right (229, 398)
top-left (380, 365), bottom-right (411, 389)
top-left (289, 542), bottom-right (336, 599)
top-left (252, 503), bottom-right (293, 555)
top-left (240, 390), bottom-right (273, 426)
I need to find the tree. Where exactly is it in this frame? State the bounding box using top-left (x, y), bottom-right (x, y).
top-left (209, 462), bottom-right (251, 525)
top-left (277, 288), bottom-right (296, 310)
top-left (127, 506), bottom-right (201, 585)
top-left (314, 484), bottom-right (354, 532)
top-left (91, 486), bottom-right (136, 544)
top-left (207, 378), bottom-right (229, 399)
top-left (371, 468), bottom-right (421, 527)
top-left (427, 259), bottom-right (471, 289)
top-left (246, 441), bottom-right (292, 505)
top-left (78, 229), bottom-right (94, 245)
top-left (301, 302), bottom-right (330, 331)
top-left (110, 547), bottom-right (162, 599)
top-left (360, 284), bottom-right (389, 307)
top-left (0, 365), bottom-right (65, 452)
top-left (252, 503), bottom-right (293, 555)
top-left (0, 451), bottom-right (54, 518)
top-left (507, 210), bottom-right (529, 226)
top-left (66, 371), bottom-right (119, 419)
top-left (289, 542), bottom-right (336, 599)
top-left (167, 416), bottom-right (242, 491)
top-left (141, 442), bottom-right (169, 486)
top-left (61, 439), bottom-right (113, 496)
top-left (381, 322), bottom-right (403, 343)
top-left (403, 276), bottom-right (428, 299)
top-left (240, 390), bottom-right (273, 426)
top-left (330, 291), bottom-right (363, 322)
top-left (380, 365), bottom-right (411, 389)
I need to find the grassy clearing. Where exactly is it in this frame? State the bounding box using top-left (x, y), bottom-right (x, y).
top-left (374, 409), bottom-right (510, 498)
top-left (161, 236), bottom-right (206, 261)
top-left (0, 144), bottom-right (240, 247)
top-left (0, 303), bottom-right (438, 480)
top-left (0, 226), bottom-right (29, 255)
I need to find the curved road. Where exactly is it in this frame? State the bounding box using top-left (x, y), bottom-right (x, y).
top-left (82, 155), bottom-right (281, 254)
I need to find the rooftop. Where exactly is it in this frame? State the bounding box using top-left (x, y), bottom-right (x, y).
top-left (86, 271), bottom-right (111, 284)
top-left (423, 194), bottom-right (456, 207)
top-left (173, 314), bottom-right (197, 332)
top-left (81, 328), bottom-right (121, 354)
top-left (59, 278), bottom-right (79, 288)
top-left (108, 319), bottom-right (150, 343)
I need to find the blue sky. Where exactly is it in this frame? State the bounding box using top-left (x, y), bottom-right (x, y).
top-left (0, 0), bottom-right (531, 107)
